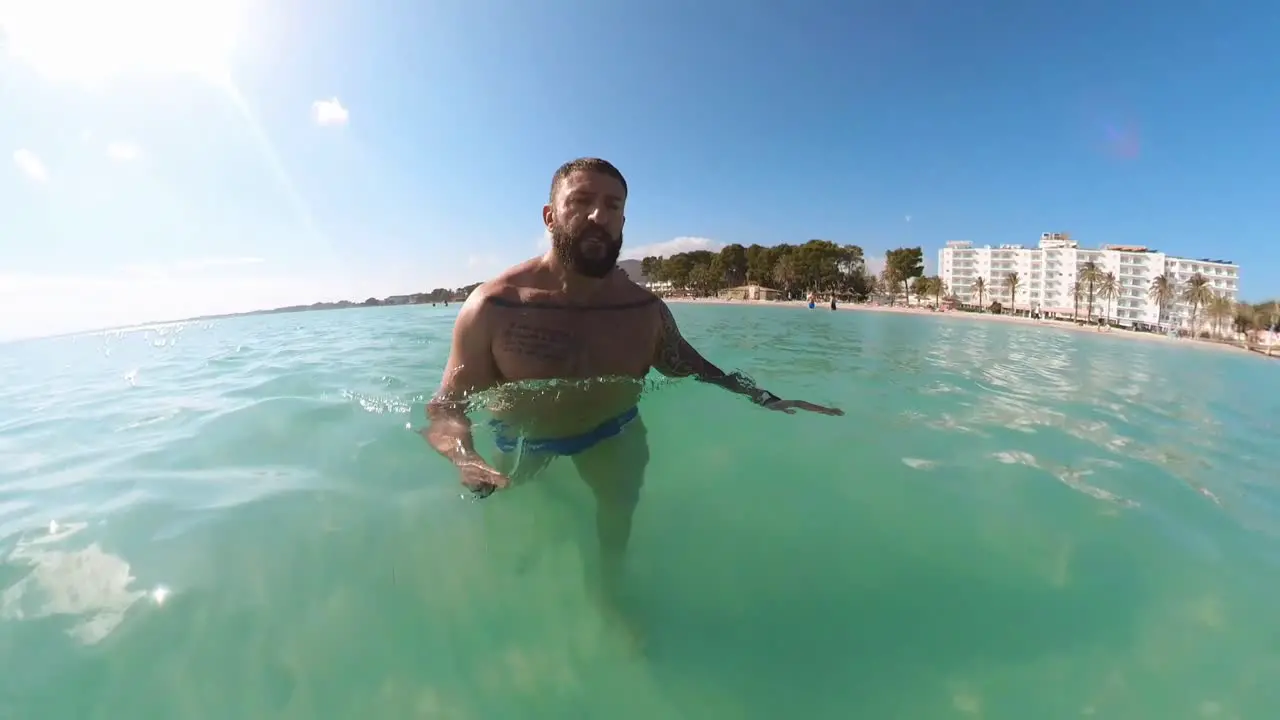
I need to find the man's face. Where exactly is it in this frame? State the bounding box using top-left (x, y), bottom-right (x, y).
top-left (544, 170), bottom-right (626, 279)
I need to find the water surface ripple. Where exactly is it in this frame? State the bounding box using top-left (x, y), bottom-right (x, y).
top-left (1, 304), bottom-right (1278, 719)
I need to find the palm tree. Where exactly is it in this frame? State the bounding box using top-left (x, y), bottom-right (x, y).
top-left (912, 277), bottom-right (931, 306)
top-left (1078, 261), bottom-right (1103, 322)
top-left (1181, 272), bottom-right (1214, 337)
top-left (1004, 271), bottom-right (1020, 316)
top-left (773, 255), bottom-right (797, 298)
top-left (931, 276), bottom-right (947, 307)
top-left (971, 276), bottom-right (987, 311)
top-left (1207, 293), bottom-right (1233, 339)
top-left (1265, 302), bottom-right (1280, 356)
top-left (1234, 302), bottom-right (1257, 343)
top-left (1147, 271), bottom-right (1178, 332)
top-left (1098, 271), bottom-right (1119, 327)
top-left (1070, 280), bottom-right (1083, 320)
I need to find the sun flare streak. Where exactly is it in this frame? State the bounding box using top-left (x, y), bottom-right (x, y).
top-left (2, 0), bottom-right (327, 252)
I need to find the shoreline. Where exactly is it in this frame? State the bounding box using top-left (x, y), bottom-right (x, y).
top-left (664, 296), bottom-right (1278, 358)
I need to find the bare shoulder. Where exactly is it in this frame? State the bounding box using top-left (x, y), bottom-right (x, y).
top-left (470, 258), bottom-right (544, 304)
top-left (653, 295), bottom-right (680, 330)
top-left (607, 267), bottom-right (661, 304)
top-left (451, 262), bottom-right (536, 335)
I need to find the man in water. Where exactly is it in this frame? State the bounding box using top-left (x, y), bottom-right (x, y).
top-left (423, 157), bottom-right (842, 627)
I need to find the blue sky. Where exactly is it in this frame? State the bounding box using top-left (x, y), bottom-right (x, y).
top-left (2, 0), bottom-right (1277, 341)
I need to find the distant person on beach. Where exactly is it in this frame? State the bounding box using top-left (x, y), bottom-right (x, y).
top-left (423, 157), bottom-right (842, 632)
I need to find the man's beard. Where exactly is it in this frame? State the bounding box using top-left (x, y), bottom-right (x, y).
top-left (550, 223), bottom-right (622, 279)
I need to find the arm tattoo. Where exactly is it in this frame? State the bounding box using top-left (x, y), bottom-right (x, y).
top-left (654, 303), bottom-right (779, 405)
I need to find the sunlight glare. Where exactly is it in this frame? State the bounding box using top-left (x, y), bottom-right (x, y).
top-left (0, 0), bottom-right (245, 85)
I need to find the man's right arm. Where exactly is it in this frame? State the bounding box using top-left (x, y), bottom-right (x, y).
top-left (423, 293), bottom-right (498, 468)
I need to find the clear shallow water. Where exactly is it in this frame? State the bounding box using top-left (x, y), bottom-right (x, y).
top-left (1, 303), bottom-right (1278, 719)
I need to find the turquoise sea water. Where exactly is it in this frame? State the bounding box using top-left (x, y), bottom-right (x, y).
top-left (1, 303), bottom-right (1278, 719)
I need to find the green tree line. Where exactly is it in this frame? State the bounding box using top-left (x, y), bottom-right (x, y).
top-left (638, 241), bottom-right (937, 301)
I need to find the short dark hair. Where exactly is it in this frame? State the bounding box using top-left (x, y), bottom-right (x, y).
top-left (549, 157), bottom-right (628, 203)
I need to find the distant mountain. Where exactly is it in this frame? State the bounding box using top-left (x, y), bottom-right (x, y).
top-left (617, 259), bottom-right (649, 285)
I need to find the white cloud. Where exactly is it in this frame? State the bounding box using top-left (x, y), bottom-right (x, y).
top-left (12, 149), bottom-right (49, 182)
top-left (622, 236), bottom-right (724, 260)
top-left (311, 97), bottom-right (349, 127)
top-left (106, 142), bottom-right (140, 161)
top-left (536, 232), bottom-right (726, 261)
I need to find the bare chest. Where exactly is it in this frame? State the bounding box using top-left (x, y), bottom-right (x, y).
top-left (493, 308), bottom-right (657, 380)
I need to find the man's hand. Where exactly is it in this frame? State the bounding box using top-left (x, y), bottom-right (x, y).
top-left (424, 290), bottom-right (506, 497)
top-left (458, 458), bottom-right (510, 498)
top-left (762, 398), bottom-right (845, 416)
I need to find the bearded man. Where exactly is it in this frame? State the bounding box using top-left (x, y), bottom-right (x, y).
top-left (423, 157), bottom-right (841, 630)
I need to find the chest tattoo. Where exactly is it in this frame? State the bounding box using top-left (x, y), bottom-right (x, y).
top-left (500, 323), bottom-right (576, 363)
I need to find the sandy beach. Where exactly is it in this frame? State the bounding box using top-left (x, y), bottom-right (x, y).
top-left (665, 296), bottom-right (1278, 358)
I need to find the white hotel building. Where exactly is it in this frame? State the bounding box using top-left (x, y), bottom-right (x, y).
top-left (938, 232), bottom-right (1239, 328)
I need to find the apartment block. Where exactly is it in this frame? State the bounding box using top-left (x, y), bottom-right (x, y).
top-left (939, 232), bottom-right (1239, 328)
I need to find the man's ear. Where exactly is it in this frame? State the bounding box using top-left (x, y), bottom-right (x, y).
top-left (542, 203), bottom-right (554, 230)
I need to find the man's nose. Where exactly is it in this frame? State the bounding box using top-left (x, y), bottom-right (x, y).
top-left (587, 205), bottom-right (613, 224)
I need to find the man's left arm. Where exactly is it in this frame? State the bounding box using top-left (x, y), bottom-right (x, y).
top-left (651, 301), bottom-right (843, 416)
